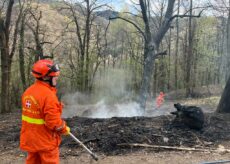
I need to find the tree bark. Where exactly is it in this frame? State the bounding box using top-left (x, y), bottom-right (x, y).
top-left (0, 0), bottom-right (14, 113)
top-left (167, 28), bottom-right (172, 91)
top-left (226, 0), bottom-right (230, 81)
top-left (138, 0), bottom-right (155, 113)
top-left (216, 76), bottom-right (230, 113)
top-left (216, 2), bottom-right (230, 113)
top-left (174, 0), bottom-right (180, 94)
top-left (27, 10), bottom-right (43, 61)
top-left (185, 0), bottom-right (193, 97)
top-left (0, 44), bottom-right (11, 113)
top-left (19, 12), bottom-right (27, 91)
top-left (84, 0), bottom-right (91, 92)
top-left (139, 0), bottom-right (176, 113)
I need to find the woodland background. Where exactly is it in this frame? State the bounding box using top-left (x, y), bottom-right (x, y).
top-left (1, 0), bottom-right (230, 114)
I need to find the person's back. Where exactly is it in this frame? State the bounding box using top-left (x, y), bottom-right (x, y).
top-left (21, 80), bottom-right (62, 152)
top-left (20, 59), bottom-right (70, 164)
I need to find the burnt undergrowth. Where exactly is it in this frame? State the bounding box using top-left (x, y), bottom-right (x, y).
top-left (0, 112), bottom-right (229, 156)
top-left (62, 113), bottom-right (230, 155)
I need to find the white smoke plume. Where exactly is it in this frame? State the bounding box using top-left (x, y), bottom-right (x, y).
top-left (61, 68), bottom-right (173, 118)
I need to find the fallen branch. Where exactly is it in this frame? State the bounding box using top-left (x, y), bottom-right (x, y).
top-left (117, 143), bottom-right (230, 153)
top-left (154, 50), bottom-right (167, 58)
top-left (118, 143), bottom-right (208, 152)
top-left (83, 138), bottom-right (98, 144)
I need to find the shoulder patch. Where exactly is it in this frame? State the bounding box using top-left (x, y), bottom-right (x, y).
top-left (23, 95), bottom-right (39, 108)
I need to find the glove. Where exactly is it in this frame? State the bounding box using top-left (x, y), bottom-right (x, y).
top-left (63, 126), bottom-right (70, 135)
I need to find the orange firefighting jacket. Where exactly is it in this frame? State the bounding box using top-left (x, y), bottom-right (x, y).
top-left (20, 80), bottom-right (67, 152)
top-left (156, 93), bottom-right (165, 108)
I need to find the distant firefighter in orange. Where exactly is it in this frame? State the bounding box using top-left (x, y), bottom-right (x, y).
top-left (156, 92), bottom-right (165, 108)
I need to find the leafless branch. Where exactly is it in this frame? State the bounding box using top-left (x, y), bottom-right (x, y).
top-left (40, 41), bottom-right (53, 45)
top-left (129, 0), bottom-right (140, 6)
top-left (26, 22), bottom-right (36, 36)
top-left (109, 16), bottom-right (145, 40)
top-left (91, 4), bottom-right (111, 12)
top-left (183, 6), bottom-right (213, 15)
top-left (5, 0), bottom-right (14, 34)
top-left (10, 2), bottom-right (24, 58)
top-left (103, 18), bottom-right (111, 49)
top-left (0, 0), bottom-right (7, 12)
top-left (168, 9), bottom-right (205, 23)
top-left (154, 50), bottom-right (167, 59)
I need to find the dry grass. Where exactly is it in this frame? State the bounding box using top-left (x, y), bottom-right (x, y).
top-left (181, 96), bottom-right (220, 110)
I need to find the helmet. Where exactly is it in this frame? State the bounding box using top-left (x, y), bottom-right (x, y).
top-left (32, 59), bottom-right (60, 78)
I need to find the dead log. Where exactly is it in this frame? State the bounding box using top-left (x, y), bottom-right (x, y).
top-left (117, 143), bottom-right (230, 153)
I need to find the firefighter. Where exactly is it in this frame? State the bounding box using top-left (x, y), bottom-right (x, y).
top-left (20, 59), bottom-right (70, 164)
top-left (156, 92), bottom-right (165, 108)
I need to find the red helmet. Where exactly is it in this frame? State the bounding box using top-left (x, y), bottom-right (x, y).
top-left (32, 59), bottom-right (60, 78)
top-left (160, 92), bottom-right (164, 95)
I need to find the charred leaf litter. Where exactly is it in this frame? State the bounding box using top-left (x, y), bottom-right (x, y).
top-left (62, 107), bottom-right (230, 155)
top-left (0, 105), bottom-right (229, 157)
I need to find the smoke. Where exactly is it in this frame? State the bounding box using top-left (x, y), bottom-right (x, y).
top-left (61, 92), bottom-right (92, 118)
top-left (93, 68), bottom-right (133, 104)
top-left (61, 68), bottom-right (142, 118)
top-left (61, 92), bottom-right (174, 118)
top-left (61, 68), bottom-right (173, 118)
top-left (61, 93), bottom-right (143, 118)
top-left (88, 100), bottom-right (142, 118)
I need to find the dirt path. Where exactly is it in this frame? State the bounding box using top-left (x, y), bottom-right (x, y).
top-left (1, 149), bottom-right (230, 164)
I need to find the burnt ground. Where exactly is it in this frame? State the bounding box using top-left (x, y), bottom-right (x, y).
top-left (0, 111), bottom-right (230, 159)
top-left (63, 113), bottom-right (230, 156)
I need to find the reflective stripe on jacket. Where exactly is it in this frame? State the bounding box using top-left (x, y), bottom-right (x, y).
top-left (20, 80), bottom-right (66, 152)
top-left (22, 114), bottom-right (45, 124)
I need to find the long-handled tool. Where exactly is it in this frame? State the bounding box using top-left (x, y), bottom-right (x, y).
top-left (69, 132), bottom-right (98, 161)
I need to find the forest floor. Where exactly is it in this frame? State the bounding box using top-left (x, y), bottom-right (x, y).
top-left (0, 96), bottom-right (230, 164)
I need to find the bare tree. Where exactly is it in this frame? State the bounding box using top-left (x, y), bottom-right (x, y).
top-left (0, 0), bottom-right (22, 113)
top-left (174, 0), bottom-right (180, 95)
top-left (19, 1), bottom-right (28, 91)
top-left (215, 0), bottom-right (230, 113)
top-left (110, 0), bottom-right (176, 113)
top-left (216, 76), bottom-right (230, 113)
top-left (60, 0), bottom-right (108, 91)
top-left (206, 0), bottom-right (230, 113)
top-left (185, 0), bottom-right (194, 97)
top-left (110, 0), bottom-right (206, 113)
top-left (26, 7), bottom-right (44, 60)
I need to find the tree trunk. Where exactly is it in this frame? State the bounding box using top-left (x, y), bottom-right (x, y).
top-left (79, 52), bottom-right (85, 91)
top-left (19, 12), bottom-right (27, 91)
top-left (159, 56), bottom-right (166, 91)
top-left (0, 36), bottom-right (13, 113)
top-left (26, 10), bottom-right (43, 61)
top-left (84, 1), bottom-right (91, 92)
top-left (1, 48), bottom-right (11, 113)
top-left (216, 76), bottom-right (230, 113)
top-left (167, 28), bottom-right (172, 91)
top-left (139, 44), bottom-right (155, 113)
top-left (226, 0), bottom-right (230, 82)
top-left (138, 0), bottom-right (175, 113)
top-left (185, 0), bottom-right (193, 97)
top-left (153, 62), bottom-right (158, 96)
top-left (174, 0), bottom-right (180, 94)
top-left (138, 0), bottom-right (154, 114)
top-left (0, 0), bottom-right (14, 113)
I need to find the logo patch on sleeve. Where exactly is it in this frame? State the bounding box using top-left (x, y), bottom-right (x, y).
top-left (25, 100), bottom-right (31, 108)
